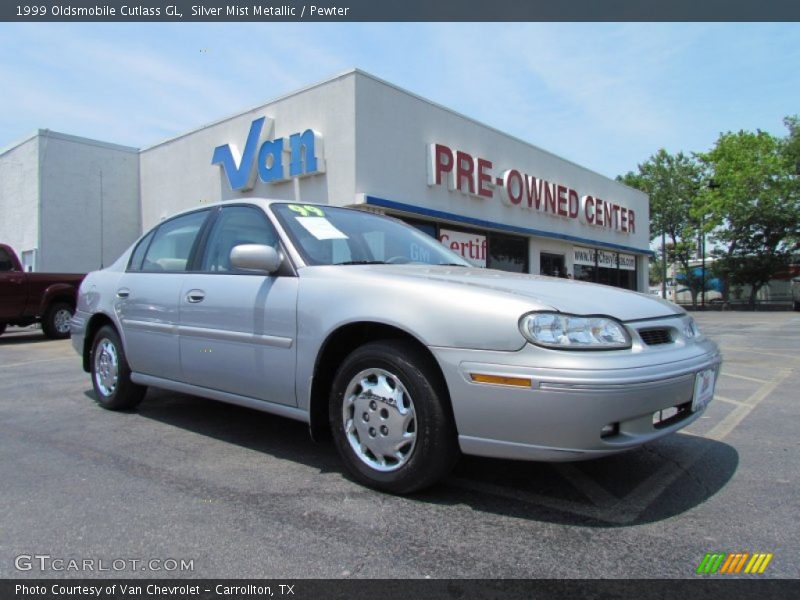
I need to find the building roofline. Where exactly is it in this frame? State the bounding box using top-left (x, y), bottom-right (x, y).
top-left (0, 131), bottom-right (39, 158)
top-left (140, 68), bottom-right (363, 152)
top-left (0, 129), bottom-right (139, 158)
top-left (141, 67), bottom-right (646, 197)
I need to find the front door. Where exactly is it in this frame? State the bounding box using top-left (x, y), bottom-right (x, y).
top-left (178, 205), bottom-right (298, 406)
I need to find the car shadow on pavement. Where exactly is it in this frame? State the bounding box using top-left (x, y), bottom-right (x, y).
top-left (425, 435), bottom-right (738, 527)
top-left (133, 388), bottom-right (344, 475)
top-left (0, 332), bottom-right (53, 345)
top-left (132, 388), bottom-right (738, 528)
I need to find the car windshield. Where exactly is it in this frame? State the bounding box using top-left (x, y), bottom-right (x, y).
top-left (271, 203), bottom-right (471, 267)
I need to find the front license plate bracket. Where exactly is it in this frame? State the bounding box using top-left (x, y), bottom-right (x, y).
top-left (692, 368), bottom-right (716, 413)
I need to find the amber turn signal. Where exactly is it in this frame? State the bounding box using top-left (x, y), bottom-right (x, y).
top-left (469, 374), bottom-right (532, 388)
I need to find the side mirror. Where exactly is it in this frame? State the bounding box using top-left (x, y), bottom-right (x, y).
top-left (230, 244), bottom-right (282, 274)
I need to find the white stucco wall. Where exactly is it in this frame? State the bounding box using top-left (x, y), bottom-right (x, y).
top-left (38, 132), bottom-right (140, 272)
top-left (0, 135), bottom-right (40, 267)
top-left (139, 72), bottom-right (358, 231)
top-left (352, 72), bottom-right (650, 256)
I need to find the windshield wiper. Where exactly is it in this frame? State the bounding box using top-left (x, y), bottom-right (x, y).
top-left (334, 260), bottom-right (387, 265)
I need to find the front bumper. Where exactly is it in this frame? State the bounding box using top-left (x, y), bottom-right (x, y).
top-left (431, 338), bottom-right (722, 462)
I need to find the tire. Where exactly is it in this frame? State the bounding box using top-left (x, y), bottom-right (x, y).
top-left (794, 300), bottom-right (800, 312)
top-left (90, 325), bottom-right (146, 410)
top-left (0, 323), bottom-right (6, 337)
top-left (329, 340), bottom-right (459, 494)
top-left (42, 301), bottom-right (74, 339)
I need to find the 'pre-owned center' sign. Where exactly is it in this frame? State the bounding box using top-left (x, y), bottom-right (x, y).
top-left (213, 117), bottom-right (325, 191)
top-left (427, 143), bottom-right (636, 234)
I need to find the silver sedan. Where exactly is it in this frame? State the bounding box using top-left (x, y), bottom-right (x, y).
top-left (71, 199), bottom-right (721, 493)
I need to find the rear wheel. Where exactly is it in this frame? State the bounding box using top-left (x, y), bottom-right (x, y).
top-left (91, 325), bottom-right (146, 410)
top-left (329, 340), bottom-right (459, 494)
top-left (42, 301), bottom-right (73, 339)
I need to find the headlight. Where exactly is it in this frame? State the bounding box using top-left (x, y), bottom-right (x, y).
top-left (519, 312), bottom-right (631, 350)
top-left (683, 317), bottom-right (703, 340)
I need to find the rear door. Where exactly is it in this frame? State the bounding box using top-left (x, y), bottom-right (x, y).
top-left (116, 209), bottom-right (211, 380)
top-left (178, 205), bottom-right (298, 406)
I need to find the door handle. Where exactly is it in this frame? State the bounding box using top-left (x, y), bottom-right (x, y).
top-left (116, 289), bottom-right (130, 299)
top-left (186, 290), bottom-right (206, 303)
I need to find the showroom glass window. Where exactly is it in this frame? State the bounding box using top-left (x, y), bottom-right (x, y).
top-left (402, 218), bottom-right (437, 239)
top-left (540, 252), bottom-right (566, 278)
top-left (597, 263), bottom-right (619, 287)
top-left (487, 232), bottom-right (528, 273)
top-left (399, 217), bottom-right (529, 274)
top-left (572, 249), bottom-right (638, 291)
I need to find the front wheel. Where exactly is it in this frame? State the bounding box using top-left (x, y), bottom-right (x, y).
top-left (42, 301), bottom-right (73, 339)
top-left (91, 325), bottom-right (146, 410)
top-left (329, 340), bottom-right (459, 494)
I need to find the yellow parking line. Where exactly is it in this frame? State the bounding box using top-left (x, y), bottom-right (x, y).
top-left (713, 395), bottom-right (750, 407)
top-left (721, 348), bottom-right (800, 361)
top-left (720, 372), bottom-right (769, 384)
top-left (705, 370), bottom-right (791, 441)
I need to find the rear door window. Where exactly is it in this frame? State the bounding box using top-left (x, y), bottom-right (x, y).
top-left (141, 211), bottom-right (209, 273)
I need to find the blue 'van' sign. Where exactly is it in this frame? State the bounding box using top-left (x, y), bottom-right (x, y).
top-left (212, 117), bottom-right (325, 191)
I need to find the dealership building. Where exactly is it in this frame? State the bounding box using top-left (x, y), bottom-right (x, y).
top-left (0, 69), bottom-right (650, 290)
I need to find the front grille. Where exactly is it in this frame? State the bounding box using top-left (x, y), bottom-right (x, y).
top-left (638, 328), bottom-right (673, 346)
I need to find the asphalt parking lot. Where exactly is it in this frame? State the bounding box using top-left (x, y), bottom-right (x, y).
top-left (0, 312), bottom-right (797, 579)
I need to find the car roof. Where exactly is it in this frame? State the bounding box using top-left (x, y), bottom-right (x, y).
top-left (165, 198), bottom-right (330, 220)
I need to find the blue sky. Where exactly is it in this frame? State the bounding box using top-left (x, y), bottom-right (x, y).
top-left (0, 22), bottom-right (798, 179)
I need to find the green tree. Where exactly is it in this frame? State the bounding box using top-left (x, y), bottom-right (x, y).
top-left (648, 254), bottom-right (665, 287)
top-left (697, 127), bottom-right (800, 308)
top-left (784, 115), bottom-right (800, 169)
top-left (782, 115), bottom-right (800, 251)
top-left (618, 149), bottom-right (704, 306)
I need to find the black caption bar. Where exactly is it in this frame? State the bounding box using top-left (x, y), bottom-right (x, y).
top-left (2, 0), bottom-right (800, 22)
top-left (2, 579), bottom-right (799, 600)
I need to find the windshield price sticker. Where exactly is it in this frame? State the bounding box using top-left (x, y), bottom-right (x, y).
top-left (296, 217), bottom-right (348, 240)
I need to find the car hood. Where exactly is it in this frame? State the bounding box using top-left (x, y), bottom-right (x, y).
top-left (326, 265), bottom-right (683, 322)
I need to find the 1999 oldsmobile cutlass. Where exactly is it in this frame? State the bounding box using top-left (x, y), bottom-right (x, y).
top-left (71, 199), bottom-right (721, 493)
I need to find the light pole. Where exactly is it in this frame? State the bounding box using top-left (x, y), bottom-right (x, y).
top-left (700, 213), bottom-right (706, 309)
top-left (704, 179), bottom-right (722, 308)
top-left (98, 169), bottom-right (104, 269)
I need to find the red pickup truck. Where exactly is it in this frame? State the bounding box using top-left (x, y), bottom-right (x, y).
top-left (0, 244), bottom-right (85, 339)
